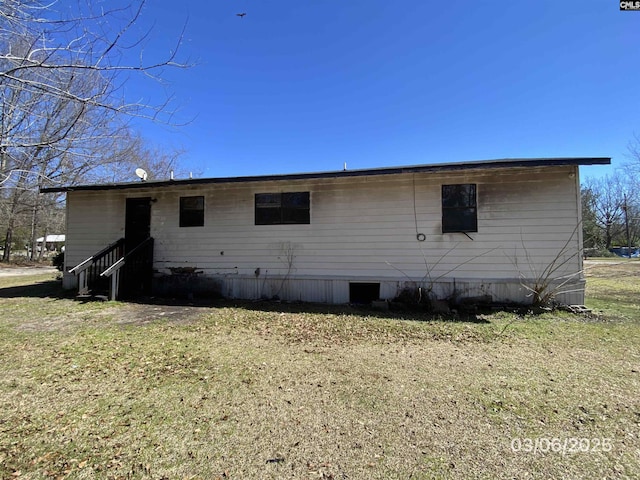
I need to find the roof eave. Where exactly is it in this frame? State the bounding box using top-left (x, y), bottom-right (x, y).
top-left (40, 157), bottom-right (611, 193)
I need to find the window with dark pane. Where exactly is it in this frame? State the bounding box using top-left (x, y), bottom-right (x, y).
top-left (179, 196), bottom-right (204, 227)
top-left (255, 193), bottom-right (281, 225)
top-left (442, 184), bottom-right (477, 233)
top-left (282, 192), bottom-right (310, 224)
top-left (255, 192), bottom-right (310, 225)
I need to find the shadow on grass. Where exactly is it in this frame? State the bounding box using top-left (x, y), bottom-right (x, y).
top-left (241, 300), bottom-right (493, 324)
top-left (127, 295), bottom-right (492, 324)
top-left (0, 280), bottom-right (71, 299)
top-left (0, 279), bottom-right (491, 324)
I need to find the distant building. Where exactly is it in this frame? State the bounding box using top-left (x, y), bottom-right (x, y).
top-left (36, 234), bottom-right (66, 252)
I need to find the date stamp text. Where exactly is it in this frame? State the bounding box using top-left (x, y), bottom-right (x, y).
top-left (511, 437), bottom-right (612, 455)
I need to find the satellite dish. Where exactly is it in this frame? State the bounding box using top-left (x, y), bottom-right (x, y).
top-left (135, 168), bottom-right (148, 181)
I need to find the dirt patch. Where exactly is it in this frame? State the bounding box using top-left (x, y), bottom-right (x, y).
top-left (14, 300), bottom-right (211, 332)
top-left (113, 302), bottom-right (210, 326)
top-left (0, 265), bottom-right (58, 277)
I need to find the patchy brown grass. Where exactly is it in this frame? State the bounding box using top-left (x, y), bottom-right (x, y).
top-left (0, 271), bottom-right (638, 479)
top-left (585, 259), bottom-right (640, 321)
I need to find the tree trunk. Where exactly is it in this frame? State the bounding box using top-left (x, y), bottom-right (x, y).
top-left (29, 195), bottom-right (40, 261)
top-left (605, 223), bottom-right (613, 250)
top-left (38, 227), bottom-right (47, 261)
top-left (2, 225), bottom-right (13, 262)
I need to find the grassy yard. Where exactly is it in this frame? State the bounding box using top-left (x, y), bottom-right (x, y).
top-left (0, 264), bottom-right (638, 479)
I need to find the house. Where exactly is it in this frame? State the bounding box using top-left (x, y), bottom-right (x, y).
top-left (36, 234), bottom-right (66, 253)
top-left (41, 157), bottom-right (610, 306)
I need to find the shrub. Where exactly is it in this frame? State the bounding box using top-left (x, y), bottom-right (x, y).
top-left (52, 251), bottom-right (64, 271)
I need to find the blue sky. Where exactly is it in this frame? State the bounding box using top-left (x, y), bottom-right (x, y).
top-left (122, 0), bottom-right (639, 181)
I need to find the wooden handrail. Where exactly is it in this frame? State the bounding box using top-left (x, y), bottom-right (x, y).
top-left (68, 256), bottom-right (94, 275)
top-left (69, 238), bottom-right (125, 274)
top-left (100, 237), bottom-right (154, 300)
top-left (69, 238), bottom-right (125, 295)
top-left (100, 237), bottom-right (154, 278)
top-left (100, 257), bottom-right (125, 277)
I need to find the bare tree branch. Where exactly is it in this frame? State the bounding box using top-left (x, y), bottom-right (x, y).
top-left (0, 0), bottom-right (192, 260)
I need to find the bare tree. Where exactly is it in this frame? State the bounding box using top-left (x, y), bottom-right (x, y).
top-left (91, 130), bottom-right (188, 183)
top-left (0, 0), bottom-right (190, 260)
top-left (623, 135), bottom-right (640, 249)
top-left (0, 0), bottom-right (188, 128)
top-left (581, 174), bottom-right (629, 250)
top-left (625, 133), bottom-right (640, 190)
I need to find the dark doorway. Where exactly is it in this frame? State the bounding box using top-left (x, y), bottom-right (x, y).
top-left (349, 282), bottom-right (380, 304)
top-left (125, 197), bottom-right (151, 253)
top-left (123, 197), bottom-right (153, 298)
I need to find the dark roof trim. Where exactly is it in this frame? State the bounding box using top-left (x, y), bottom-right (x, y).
top-left (40, 157), bottom-right (611, 193)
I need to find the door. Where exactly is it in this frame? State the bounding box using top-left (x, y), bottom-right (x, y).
top-left (123, 197), bottom-right (152, 298)
top-left (125, 197), bottom-right (151, 253)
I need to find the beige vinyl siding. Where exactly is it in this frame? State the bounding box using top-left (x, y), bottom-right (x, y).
top-left (64, 165), bottom-right (583, 302)
top-left (64, 192), bottom-right (125, 269)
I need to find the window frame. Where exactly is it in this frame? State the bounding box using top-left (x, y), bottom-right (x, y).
top-left (255, 191), bottom-right (310, 225)
top-left (441, 184), bottom-right (478, 233)
top-left (179, 195), bottom-right (205, 228)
